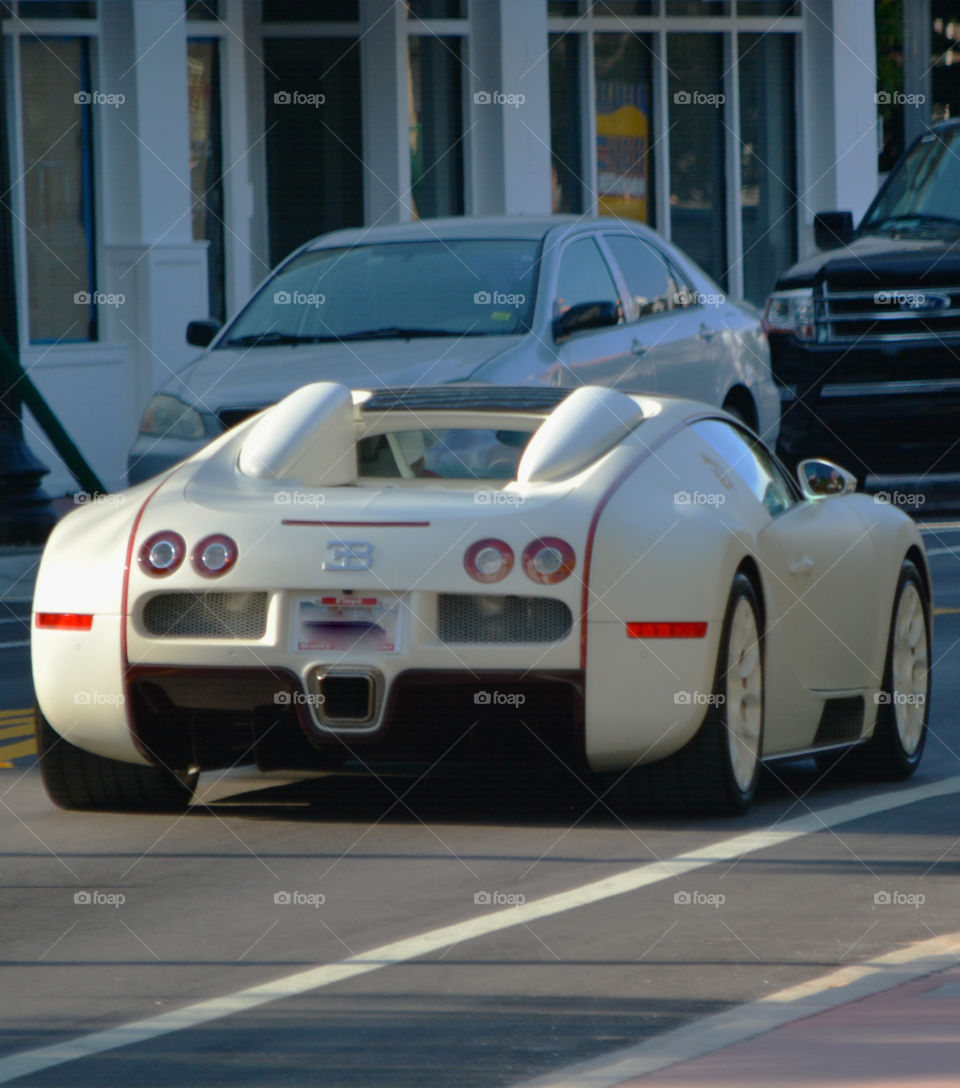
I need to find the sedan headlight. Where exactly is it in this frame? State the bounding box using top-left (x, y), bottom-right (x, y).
top-left (762, 288), bottom-right (815, 341)
top-left (139, 394), bottom-right (205, 439)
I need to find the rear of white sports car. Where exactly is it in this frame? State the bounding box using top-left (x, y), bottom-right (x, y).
top-left (36, 383), bottom-right (726, 793)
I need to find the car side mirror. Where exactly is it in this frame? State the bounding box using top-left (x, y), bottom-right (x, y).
top-left (186, 319), bottom-right (222, 348)
top-left (797, 458), bottom-right (857, 499)
top-left (552, 300), bottom-right (620, 342)
top-left (814, 211), bottom-right (855, 250)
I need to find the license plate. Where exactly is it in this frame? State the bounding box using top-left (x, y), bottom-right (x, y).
top-left (295, 594), bottom-right (401, 653)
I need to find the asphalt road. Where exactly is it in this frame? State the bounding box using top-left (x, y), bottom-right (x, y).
top-left (2, 522), bottom-right (960, 1086)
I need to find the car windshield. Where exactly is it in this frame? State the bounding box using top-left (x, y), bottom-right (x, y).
top-left (223, 239), bottom-right (541, 344)
top-left (358, 427), bottom-right (534, 479)
top-left (861, 128), bottom-right (960, 233)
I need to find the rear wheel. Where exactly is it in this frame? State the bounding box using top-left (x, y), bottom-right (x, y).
top-left (861, 560), bottom-right (930, 779)
top-left (613, 573), bottom-right (764, 816)
top-left (35, 708), bottom-right (196, 812)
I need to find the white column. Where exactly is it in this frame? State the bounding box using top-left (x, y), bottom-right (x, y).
top-left (468, 0), bottom-right (552, 216)
top-left (360, 0), bottom-right (413, 224)
top-left (99, 0), bottom-right (208, 410)
top-left (800, 0), bottom-right (878, 253)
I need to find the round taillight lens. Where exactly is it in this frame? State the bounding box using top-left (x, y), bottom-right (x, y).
top-left (139, 531), bottom-right (186, 576)
top-left (192, 534), bottom-right (238, 577)
top-left (464, 539), bottom-right (514, 583)
top-left (522, 537), bottom-right (576, 584)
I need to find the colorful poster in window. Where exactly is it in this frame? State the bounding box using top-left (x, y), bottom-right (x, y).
top-left (596, 80), bottom-right (649, 222)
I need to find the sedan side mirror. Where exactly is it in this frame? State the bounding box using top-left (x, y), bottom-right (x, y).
top-left (797, 458), bottom-right (857, 499)
top-left (186, 319), bottom-right (222, 348)
top-left (813, 211), bottom-right (855, 250)
top-left (552, 300), bottom-right (621, 342)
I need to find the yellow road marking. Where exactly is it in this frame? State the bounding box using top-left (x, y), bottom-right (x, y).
top-left (934, 607), bottom-right (960, 615)
top-left (0, 708), bottom-right (31, 720)
top-left (0, 722), bottom-right (33, 741)
top-left (0, 737), bottom-right (36, 760)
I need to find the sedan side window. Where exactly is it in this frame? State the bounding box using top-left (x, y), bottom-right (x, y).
top-left (554, 237), bottom-right (622, 317)
top-left (605, 234), bottom-right (687, 318)
top-left (693, 419), bottom-right (796, 517)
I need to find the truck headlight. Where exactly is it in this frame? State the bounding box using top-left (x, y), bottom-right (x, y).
top-left (139, 395), bottom-right (205, 439)
top-left (763, 288), bottom-right (815, 341)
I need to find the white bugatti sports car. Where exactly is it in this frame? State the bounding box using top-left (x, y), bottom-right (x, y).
top-left (33, 383), bottom-right (931, 815)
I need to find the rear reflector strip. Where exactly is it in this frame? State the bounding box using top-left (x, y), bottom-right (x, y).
top-left (626, 621), bottom-right (707, 639)
top-left (35, 612), bottom-right (94, 631)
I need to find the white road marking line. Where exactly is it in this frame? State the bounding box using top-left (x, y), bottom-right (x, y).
top-left (1, 775), bottom-right (959, 1083)
top-left (511, 929), bottom-right (960, 1087)
top-left (925, 546), bottom-right (960, 558)
top-left (0, 641), bottom-right (30, 649)
top-left (919, 520), bottom-right (960, 531)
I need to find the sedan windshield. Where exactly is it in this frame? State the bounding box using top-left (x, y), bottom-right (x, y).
top-left (862, 128), bottom-right (960, 232)
top-left (223, 239), bottom-right (541, 344)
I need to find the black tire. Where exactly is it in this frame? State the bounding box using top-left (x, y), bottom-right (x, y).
top-left (858, 560), bottom-right (930, 779)
top-left (613, 573), bottom-right (765, 816)
top-left (35, 708), bottom-right (196, 812)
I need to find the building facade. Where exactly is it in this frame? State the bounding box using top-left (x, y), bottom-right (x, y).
top-left (3, 0), bottom-right (887, 494)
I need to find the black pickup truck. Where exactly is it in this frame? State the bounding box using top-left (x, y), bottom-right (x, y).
top-left (765, 120), bottom-right (960, 496)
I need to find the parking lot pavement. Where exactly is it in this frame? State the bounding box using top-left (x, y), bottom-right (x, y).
top-left (0, 547), bottom-right (40, 765)
top-left (516, 935), bottom-right (960, 1088)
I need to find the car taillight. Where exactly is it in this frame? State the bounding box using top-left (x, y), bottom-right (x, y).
top-left (35, 612), bottom-right (93, 630)
top-left (626, 622), bottom-right (708, 638)
top-left (522, 537), bottom-right (575, 584)
top-left (464, 539), bottom-right (514, 583)
top-left (192, 534), bottom-right (238, 577)
top-left (139, 531), bottom-right (186, 576)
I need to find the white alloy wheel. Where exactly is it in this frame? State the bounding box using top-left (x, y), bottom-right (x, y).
top-left (724, 596), bottom-right (763, 793)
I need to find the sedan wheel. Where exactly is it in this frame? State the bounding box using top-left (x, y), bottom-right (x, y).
top-left (724, 594), bottom-right (764, 795)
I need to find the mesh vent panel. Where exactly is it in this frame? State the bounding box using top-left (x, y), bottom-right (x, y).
top-left (142, 592), bottom-right (268, 639)
top-left (437, 594), bottom-right (572, 644)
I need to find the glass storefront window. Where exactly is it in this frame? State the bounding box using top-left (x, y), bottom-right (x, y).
top-left (666, 1), bottom-right (730, 14)
top-left (931, 2), bottom-right (960, 123)
top-left (408, 35), bottom-right (464, 219)
top-left (20, 36), bottom-right (96, 342)
top-left (262, 0), bottom-right (358, 21)
top-left (263, 38), bottom-right (363, 264)
top-left (739, 32), bottom-right (797, 305)
top-left (668, 33), bottom-right (726, 287)
top-left (186, 0), bottom-right (220, 19)
top-left (594, 32), bottom-right (656, 226)
top-left (407, 0), bottom-right (465, 16)
top-left (17, 2), bottom-right (96, 16)
top-left (188, 39), bottom-right (225, 322)
top-left (549, 33), bottom-right (583, 213)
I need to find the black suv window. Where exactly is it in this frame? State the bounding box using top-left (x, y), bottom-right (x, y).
top-left (554, 237), bottom-right (622, 316)
top-left (862, 127), bottom-right (960, 230)
top-left (605, 234), bottom-right (688, 318)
